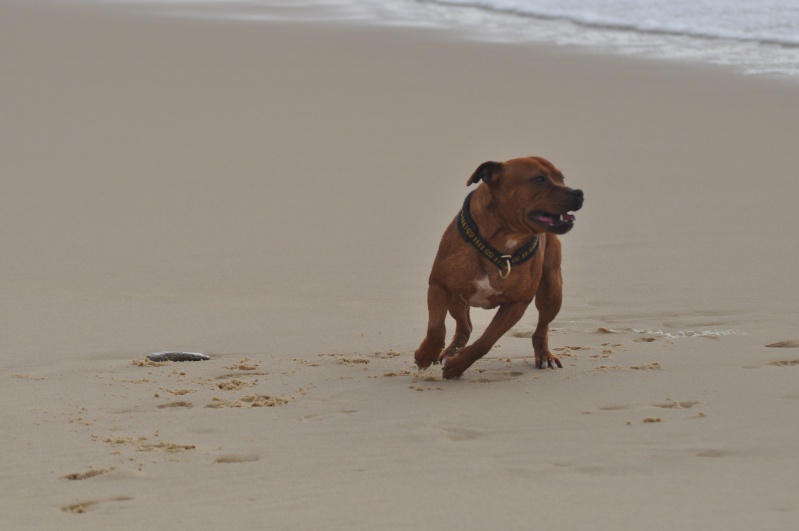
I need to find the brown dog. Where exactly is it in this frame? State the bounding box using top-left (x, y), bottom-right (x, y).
top-left (414, 156), bottom-right (584, 379)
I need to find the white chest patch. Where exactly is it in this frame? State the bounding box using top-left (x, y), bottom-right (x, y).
top-left (468, 276), bottom-right (502, 308)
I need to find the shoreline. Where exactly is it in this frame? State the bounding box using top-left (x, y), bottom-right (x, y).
top-left (2, 1), bottom-right (799, 529)
top-left (81, 0), bottom-right (799, 84)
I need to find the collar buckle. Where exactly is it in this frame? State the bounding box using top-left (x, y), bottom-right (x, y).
top-left (498, 255), bottom-right (512, 279)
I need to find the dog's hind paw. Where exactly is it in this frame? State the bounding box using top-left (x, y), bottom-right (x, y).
top-left (437, 345), bottom-right (459, 365)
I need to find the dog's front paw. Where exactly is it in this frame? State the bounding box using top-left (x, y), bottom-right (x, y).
top-left (441, 359), bottom-right (463, 380)
top-left (415, 343), bottom-right (441, 370)
top-left (535, 351), bottom-right (563, 369)
top-left (441, 353), bottom-right (472, 379)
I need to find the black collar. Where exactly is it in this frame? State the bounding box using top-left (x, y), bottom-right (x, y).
top-left (457, 191), bottom-right (539, 278)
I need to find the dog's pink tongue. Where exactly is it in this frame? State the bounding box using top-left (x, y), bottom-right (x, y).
top-left (563, 213), bottom-right (576, 222)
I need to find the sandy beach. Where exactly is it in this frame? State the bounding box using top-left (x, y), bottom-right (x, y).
top-left (2, 1), bottom-right (799, 528)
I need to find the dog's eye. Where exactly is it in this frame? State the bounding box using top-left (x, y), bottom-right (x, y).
top-left (533, 175), bottom-right (547, 184)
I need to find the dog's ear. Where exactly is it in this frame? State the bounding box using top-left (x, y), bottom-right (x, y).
top-left (467, 161), bottom-right (502, 186)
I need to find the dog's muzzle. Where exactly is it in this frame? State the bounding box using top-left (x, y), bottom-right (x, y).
top-left (528, 189), bottom-right (584, 235)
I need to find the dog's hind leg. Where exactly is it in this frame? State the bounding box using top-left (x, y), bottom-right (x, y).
top-left (415, 284), bottom-right (449, 369)
top-left (532, 236), bottom-right (564, 369)
top-left (438, 297), bottom-right (472, 364)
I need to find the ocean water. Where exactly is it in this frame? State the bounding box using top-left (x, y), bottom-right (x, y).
top-left (431, 0), bottom-right (799, 46)
top-left (108, 0), bottom-right (799, 80)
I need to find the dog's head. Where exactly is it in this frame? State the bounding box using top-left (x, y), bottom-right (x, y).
top-left (467, 156), bottom-right (584, 235)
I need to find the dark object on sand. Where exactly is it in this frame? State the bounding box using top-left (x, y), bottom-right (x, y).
top-left (146, 351), bottom-right (210, 362)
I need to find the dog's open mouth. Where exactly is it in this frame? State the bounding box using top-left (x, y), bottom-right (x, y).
top-left (529, 211), bottom-right (576, 233)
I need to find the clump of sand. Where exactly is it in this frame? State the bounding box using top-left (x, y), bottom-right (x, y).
top-left (133, 359), bottom-right (168, 367)
top-left (217, 379), bottom-right (256, 391)
top-left (206, 394), bottom-right (294, 408)
top-left (224, 358), bottom-right (260, 371)
top-left (96, 435), bottom-right (195, 452)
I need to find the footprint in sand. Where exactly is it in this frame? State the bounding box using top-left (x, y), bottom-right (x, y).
top-left (61, 496), bottom-right (133, 514)
top-left (745, 359), bottom-right (799, 369)
top-left (161, 388), bottom-right (196, 396)
top-left (630, 362), bottom-right (662, 370)
top-left (369, 351), bottom-right (403, 360)
top-left (214, 454), bottom-right (260, 464)
top-left (766, 340), bottom-right (799, 348)
top-left (505, 327), bottom-right (565, 338)
top-left (653, 401), bottom-right (700, 409)
top-left (765, 360), bottom-right (799, 367)
top-left (598, 405), bottom-right (632, 411)
top-left (469, 371), bottom-right (524, 383)
top-left (299, 409), bottom-right (359, 422)
top-left (157, 401), bottom-right (193, 409)
top-left (337, 358), bottom-right (371, 366)
top-left (61, 467), bottom-right (114, 480)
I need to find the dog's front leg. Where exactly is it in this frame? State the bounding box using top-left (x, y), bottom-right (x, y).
top-left (442, 301), bottom-right (528, 379)
top-left (533, 235), bottom-right (564, 369)
top-left (414, 284), bottom-right (449, 369)
top-left (532, 280), bottom-right (564, 369)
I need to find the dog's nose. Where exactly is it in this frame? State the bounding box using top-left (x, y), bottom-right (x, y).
top-left (570, 189), bottom-right (584, 210)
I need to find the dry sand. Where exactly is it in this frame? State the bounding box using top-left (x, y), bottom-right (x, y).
top-left (2, 1), bottom-right (799, 529)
